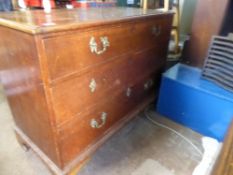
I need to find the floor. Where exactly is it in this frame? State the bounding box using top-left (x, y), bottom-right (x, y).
top-left (0, 85), bottom-right (204, 175)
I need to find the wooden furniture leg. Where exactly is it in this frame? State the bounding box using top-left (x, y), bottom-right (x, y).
top-left (69, 158), bottom-right (90, 175)
top-left (15, 129), bottom-right (30, 152)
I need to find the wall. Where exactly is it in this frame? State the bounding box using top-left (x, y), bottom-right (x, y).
top-left (179, 0), bottom-right (197, 39)
top-left (182, 0), bottom-right (230, 67)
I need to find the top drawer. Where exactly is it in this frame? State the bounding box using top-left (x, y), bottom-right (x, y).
top-left (43, 16), bottom-right (172, 81)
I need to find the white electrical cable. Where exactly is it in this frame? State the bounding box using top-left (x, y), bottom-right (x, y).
top-left (144, 106), bottom-right (203, 157)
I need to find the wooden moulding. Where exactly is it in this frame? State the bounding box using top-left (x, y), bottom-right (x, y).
top-left (14, 127), bottom-right (64, 175)
top-left (0, 8), bottom-right (173, 175)
top-left (212, 120), bottom-right (233, 175)
top-left (14, 96), bottom-right (154, 175)
top-left (0, 8), bottom-right (173, 34)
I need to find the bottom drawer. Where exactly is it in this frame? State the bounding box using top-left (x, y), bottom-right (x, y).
top-left (58, 72), bottom-right (161, 166)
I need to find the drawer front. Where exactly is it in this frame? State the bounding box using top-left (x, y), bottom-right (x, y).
top-left (43, 16), bottom-right (172, 80)
top-left (131, 17), bottom-right (172, 51)
top-left (51, 47), bottom-right (165, 126)
top-left (58, 73), bottom-right (160, 166)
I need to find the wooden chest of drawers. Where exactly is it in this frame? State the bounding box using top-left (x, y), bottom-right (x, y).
top-left (0, 8), bottom-right (173, 174)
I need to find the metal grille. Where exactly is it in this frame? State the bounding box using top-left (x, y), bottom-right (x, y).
top-left (202, 35), bottom-right (233, 92)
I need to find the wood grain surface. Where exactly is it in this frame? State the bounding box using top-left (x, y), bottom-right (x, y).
top-left (0, 8), bottom-right (173, 34)
top-left (212, 120), bottom-right (233, 175)
top-left (0, 8), bottom-right (173, 174)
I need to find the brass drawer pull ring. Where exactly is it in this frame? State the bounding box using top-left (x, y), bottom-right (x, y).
top-left (89, 36), bottom-right (110, 55)
top-left (90, 112), bottom-right (107, 129)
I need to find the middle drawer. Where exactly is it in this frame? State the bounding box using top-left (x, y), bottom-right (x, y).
top-left (50, 47), bottom-right (164, 126)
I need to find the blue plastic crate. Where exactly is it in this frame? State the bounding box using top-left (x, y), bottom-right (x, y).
top-left (157, 63), bottom-right (233, 141)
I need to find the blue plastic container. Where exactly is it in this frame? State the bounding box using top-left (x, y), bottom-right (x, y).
top-left (157, 63), bottom-right (233, 141)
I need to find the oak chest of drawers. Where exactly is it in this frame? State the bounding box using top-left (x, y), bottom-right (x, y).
top-left (0, 8), bottom-right (173, 174)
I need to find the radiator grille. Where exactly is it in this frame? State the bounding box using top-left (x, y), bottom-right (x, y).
top-left (202, 35), bottom-right (233, 92)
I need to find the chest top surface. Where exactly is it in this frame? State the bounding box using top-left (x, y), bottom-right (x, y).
top-left (0, 7), bottom-right (173, 34)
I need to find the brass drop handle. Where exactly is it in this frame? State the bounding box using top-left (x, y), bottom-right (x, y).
top-left (89, 36), bottom-right (110, 55)
top-left (90, 112), bottom-right (107, 129)
top-left (89, 78), bottom-right (97, 93)
top-left (152, 25), bottom-right (161, 37)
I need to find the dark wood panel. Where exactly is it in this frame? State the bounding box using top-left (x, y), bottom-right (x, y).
top-left (182, 0), bottom-right (230, 67)
top-left (220, 0), bottom-right (233, 36)
top-left (212, 120), bottom-right (233, 175)
top-left (0, 26), bottom-right (61, 166)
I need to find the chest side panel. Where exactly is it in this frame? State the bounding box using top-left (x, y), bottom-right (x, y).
top-left (0, 26), bottom-right (61, 166)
